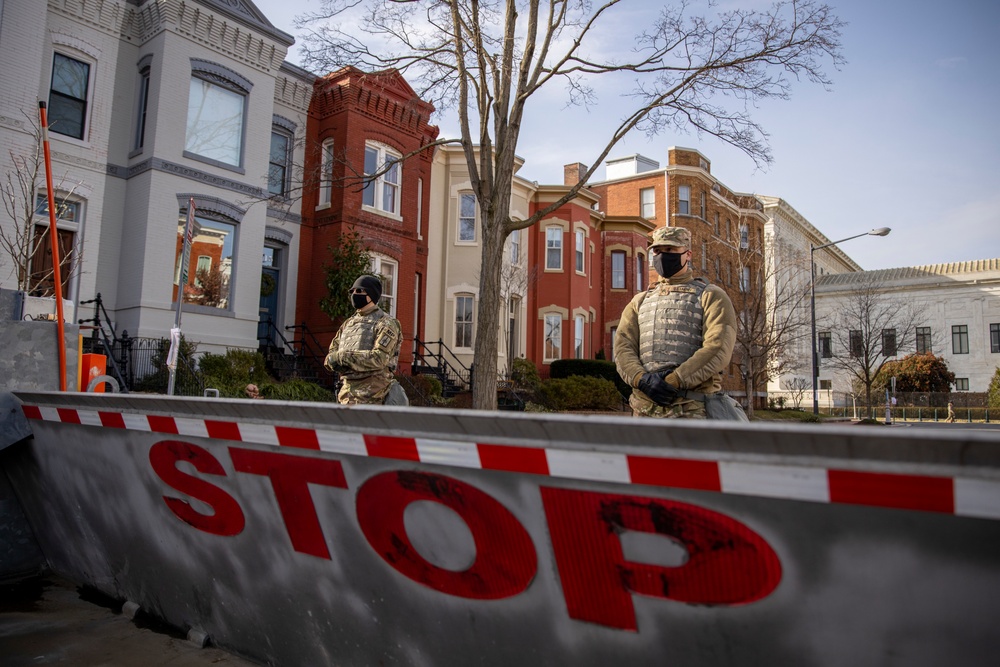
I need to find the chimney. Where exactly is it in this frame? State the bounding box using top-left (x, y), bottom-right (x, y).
top-left (564, 162), bottom-right (589, 186)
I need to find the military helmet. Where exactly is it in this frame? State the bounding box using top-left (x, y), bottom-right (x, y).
top-left (649, 226), bottom-right (691, 249)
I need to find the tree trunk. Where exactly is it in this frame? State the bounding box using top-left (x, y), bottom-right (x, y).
top-left (471, 189), bottom-right (513, 411)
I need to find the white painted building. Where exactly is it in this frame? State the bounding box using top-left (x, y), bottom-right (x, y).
top-left (761, 195), bottom-right (1000, 406)
top-left (0, 0), bottom-right (312, 352)
top-left (814, 260), bottom-right (1000, 398)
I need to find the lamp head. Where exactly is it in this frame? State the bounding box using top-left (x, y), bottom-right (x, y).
top-left (869, 227), bottom-right (891, 237)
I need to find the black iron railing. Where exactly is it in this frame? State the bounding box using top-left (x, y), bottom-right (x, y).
top-left (413, 338), bottom-right (471, 394)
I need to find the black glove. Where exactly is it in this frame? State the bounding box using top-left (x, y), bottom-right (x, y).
top-left (638, 372), bottom-right (681, 407)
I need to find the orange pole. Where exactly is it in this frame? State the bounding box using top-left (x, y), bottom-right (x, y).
top-left (38, 101), bottom-right (67, 391)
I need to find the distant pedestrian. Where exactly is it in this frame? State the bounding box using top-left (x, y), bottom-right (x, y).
top-left (945, 401), bottom-right (956, 423)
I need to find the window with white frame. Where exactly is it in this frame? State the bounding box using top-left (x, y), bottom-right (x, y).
top-left (369, 255), bottom-right (398, 316)
top-left (363, 143), bottom-right (401, 215)
top-left (739, 224), bottom-right (749, 249)
top-left (739, 266), bottom-right (750, 292)
top-left (574, 315), bottom-right (585, 359)
top-left (575, 229), bottom-right (585, 273)
top-left (318, 138), bottom-right (334, 206)
top-left (713, 212), bottom-right (720, 235)
top-left (455, 294), bottom-right (474, 348)
top-left (640, 188), bottom-right (655, 219)
top-left (269, 129), bottom-right (293, 197)
top-left (509, 228), bottom-right (520, 264)
top-left (49, 52), bottom-right (91, 140)
top-left (611, 251), bottom-right (626, 289)
top-left (636, 253), bottom-right (645, 291)
top-left (459, 193), bottom-right (477, 242)
top-left (677, 186), bottom-right (690, 215)
top-left (544, 314), bottom-right (562, 361)
top-left (700, 191), bottom-right (706, 219)
top-left (545, 227), bottom-right (562, 270)
top-left (185, 61), bottom-right (250, 168)
top-left (955, 378), bottom-right (969, 391)
top-left (30, 196), bottom-right (80, 298)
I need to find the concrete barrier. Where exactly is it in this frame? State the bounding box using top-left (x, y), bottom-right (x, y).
top-left (8, 391), bottom-right (1000, 666)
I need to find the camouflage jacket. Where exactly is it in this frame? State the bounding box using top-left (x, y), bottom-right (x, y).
top-left (325, 305), bottom-right (402, 404)
top-left (614, 272), bottom-right (736, 415)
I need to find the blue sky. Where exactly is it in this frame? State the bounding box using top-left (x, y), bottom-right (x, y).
top-left (254, 0), bottom-right (1000, 271)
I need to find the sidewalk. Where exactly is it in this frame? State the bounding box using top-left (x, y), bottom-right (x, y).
top-left (0, 575), bottom-right (261, 667)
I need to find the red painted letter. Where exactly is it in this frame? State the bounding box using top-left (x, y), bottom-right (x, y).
top-left (540, 487), bottom-right (782, 630)
top-left (149, 440), bottom-right (245, 536)
top-left (356, 471), bottom-right (537, 599)
top-left (229, 448), bottom-right (347, 559)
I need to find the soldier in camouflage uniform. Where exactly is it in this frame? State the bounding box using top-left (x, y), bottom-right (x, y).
top-left (614, 226), bottom-right (737, 418)
top-left (324, 275), bottom-right (407, 406)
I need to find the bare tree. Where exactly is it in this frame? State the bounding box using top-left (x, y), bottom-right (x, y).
top-left (0, 112), bottom-right (84, 297)
top-left (784, 376), bottom-right (810, 410)
top-left (730, 225), bottom-right (811, 418)
top-left (820, 273), bottom-right (921, 410)
top-left (299, 0), bottom-right (844, 408)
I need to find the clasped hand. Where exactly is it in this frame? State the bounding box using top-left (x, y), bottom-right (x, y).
top-left (638, 372), bottom-right (681, 407)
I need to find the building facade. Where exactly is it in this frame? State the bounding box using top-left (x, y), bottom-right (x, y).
top-left (0, 0), bottom-right (309, 355)
top-left (759, 196), bottom-right (863, 407)
top-left (814, 260), bottom-right (1000, 401)
top-left (297, 67), bottom-right (438, 373)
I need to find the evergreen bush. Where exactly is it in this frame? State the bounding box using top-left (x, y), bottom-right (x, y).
top-left (537, 375), bottom-right (621, 411)
top-left (549, 359), bottom-right (631, 399)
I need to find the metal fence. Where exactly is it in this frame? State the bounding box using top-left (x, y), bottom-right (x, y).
top-left (82, 334), bottom-right (203, 396)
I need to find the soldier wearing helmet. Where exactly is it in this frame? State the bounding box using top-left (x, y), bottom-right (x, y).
top-left (614, 226), bottom-right (737, 418)
top-left (324, 275), bottom-right (408, 406)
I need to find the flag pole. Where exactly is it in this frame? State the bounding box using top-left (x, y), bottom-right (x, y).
top-left (167, 199), bottom-right (196, 395)
top-left (38, 101), bottom-right (67, 391)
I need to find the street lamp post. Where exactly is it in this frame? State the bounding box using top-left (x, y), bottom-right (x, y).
top-left (810, 227), bottom-right (891, 415)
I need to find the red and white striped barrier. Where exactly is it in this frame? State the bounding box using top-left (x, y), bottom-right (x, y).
top-left (20, 403), bottom-right (1000, 520)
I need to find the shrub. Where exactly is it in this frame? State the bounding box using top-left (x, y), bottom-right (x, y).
top-left (399, 373), bottom-right (443, 406)
top-left (199, 348), bottom-right (271, 398)
top-left (262, 378), bottom-right (337, 402)
top-left (537, 375), bottom-right (622, 411)
top-left (511, 357), bottom-right (541, 392)
top-left (549, 359), bottom-right (631, 399)
top-left (988, 368), bottom-right (1000, 409)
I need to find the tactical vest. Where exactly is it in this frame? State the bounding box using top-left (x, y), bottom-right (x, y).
top-left (338, 309), bottom-right (401, 380)
top-left (637, 278), bottom-right (708, 374)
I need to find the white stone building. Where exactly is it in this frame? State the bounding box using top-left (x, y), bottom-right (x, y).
top-left (0, 0), bottom-right (312, 353)
top-left (814, 260), bottom-right (1000, 398)
top-left (762, 195), bottom-right (1000, 406)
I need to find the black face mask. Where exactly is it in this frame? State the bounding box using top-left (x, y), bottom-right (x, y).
top-left (351, 293), bottom-right (370, 309)
top-left (652, 251), bottom-right (686, 278)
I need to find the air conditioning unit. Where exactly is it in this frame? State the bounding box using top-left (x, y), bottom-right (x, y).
top-left (15, 292), bottom-right (74, 323)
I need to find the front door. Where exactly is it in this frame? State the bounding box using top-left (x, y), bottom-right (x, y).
top-left (257, 266), bottom-right (280, 349)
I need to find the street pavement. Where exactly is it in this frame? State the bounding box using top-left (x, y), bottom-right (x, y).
top-left (0, 575), bottom-right (261, 667)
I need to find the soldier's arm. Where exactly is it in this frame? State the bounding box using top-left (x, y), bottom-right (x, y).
top-left (324, 322), bottom-right (347, 372)
top-left (614, 293), bottom-right (647, 387)
top-left (337, 318), bottom-right (401, 373)
top-left (665, 285), bottom-right (736, 388)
